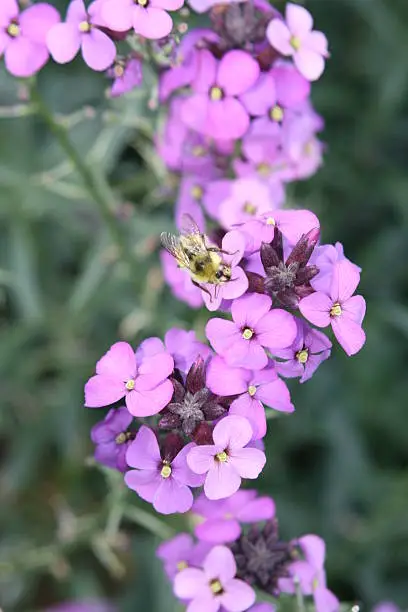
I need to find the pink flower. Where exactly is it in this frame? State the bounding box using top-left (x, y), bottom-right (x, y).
top-left (0, 0), bottom-right (60, 77)
top-left (207, 356), bottom-right (293, 439)
top-left (187, 415), bottom-right (266, 500)
top-left (274, 319), bottom-right (331, 383)
top-left (188, 0), bottom-right (246, 13)
top-left (267, 3), bottom-right (329, 81)
top-left (193, 490), bottom-right (275, 544)
top-left (102, 0), bottom-right (184, 40)
top-left (156, 533), bottom-right (211, 580)
top-left (84, 341), bottom-right (174, 416)
top-left (174, 545), bottom-right (256, 612)
top-left (161, 250), bottom-right (204, 309)
top-left (125, 426), bottom-right (204, 514)
top-left (47, 0), bottom-right (116, 71)
top-left (217, 178), bottom-right (284, 231)
top-left (206, 294), bottom-right (297, 370)
top-left (372, 604), bottom-right (401, 612)
top-left (182, 49), bottom-right (260, 140)
top-left (164, 328), bottom-right (211, 373)
top-left (299, 260), bottom-right (366, 356)
top-left (279, 535), bottom-right (339, 612)
top-left (310, 242), bottom-right (361, 294)
top-left (202, 230), bottom-right (249, 312)
top-left (108, 56), bottom-right (142, 97)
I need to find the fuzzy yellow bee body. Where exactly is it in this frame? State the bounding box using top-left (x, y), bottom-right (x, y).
top-left (160, 215), bottom-right (232, 287)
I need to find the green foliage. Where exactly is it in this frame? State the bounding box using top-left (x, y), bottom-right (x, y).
top-left (1, 0), bottom-right (408, 610)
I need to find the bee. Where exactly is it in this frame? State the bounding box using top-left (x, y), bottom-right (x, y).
top-left (160, 214), bottom-right (232, 292)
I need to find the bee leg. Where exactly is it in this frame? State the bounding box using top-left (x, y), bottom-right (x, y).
top-left (192, 280), bottom-right (212, 299)
top-left (207, 247), bottom-right (239, 257)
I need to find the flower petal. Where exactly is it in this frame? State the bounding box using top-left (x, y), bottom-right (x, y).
top-left (153, 478), bottom-right (194, 514)
top-left (133, 6), bottom-right (173, 39)
top-left (101, 0), bottom-right (133, 31)
top-left (294, 48), bottom-right (325, 81)
top-left (84, 374), bottom-right (125, 407)
top-left (229, 447), bottom-right (266, 479)
top-left (95, 341), bottom-right (136, 381)
top-left (124, 469), bottom-right (160, 502)
top-left (203, 545), bottom-right (237, 582)
top-left (342, 294), bottom-right (366, 325)
top-left (172, 443), bottom-right (206, 488)
top-left (126, 379), bottom-right (173, 416)
top-left (207, 98), bottom-right (250, 140)
top-left (231, 294), bottom-right (272, 329)
top-left (236, 496), bottom-right (275, 522)
top-left (195, 518), bottom-right (241, 544)
top-left (299, 534), bottom-right (326, 569)
top-left (206, 356), bottom-right (249, 396)
top-left (314, 587), bottom-right (340, 612)
top-left (174, 567), bottom-right (208, 599)
top-left (136, 352), bottom-right (174, 389)
top-left (213, 415), bottom-right (253, 450)
top-left (256, 310), bottom-right (297, 350)
top-left (229, 396), bottom-right (267, 440)
top-left (220, 578), bottom-right (256, 612)
top-left (256, 378), bottom-right (294, 413)
top-left (193, 48), bottom-right (217, 93)
top-left (218, 50), bottom-right (260, 96)
top-left (331, 315), bottom-right (366, 356)
top-left (126, 425), bottom-right (161, 468)
top-left (5, 37), bottom-right (49, 77)
top-left (240, 73), bottom-right (276, 117)
top-left (81, 28), bottom-right (116, 71)
top-left (187, 445), bottom-right (216, 475)
top-left (266, 18), bottom-right (293, 56)
top-left (20, 3), bottom-right (60, 44)
top-left (204, 462), bottom-right (241, 500)
top-left (47, 22), bottom-right (81, 64)
top-left (299, 292), bottom-right (332, 327)
top-left (182, 93), bottom-right (210, 135)
top-left (286, 3), bottom-right (313, 36)
top-left (205, 318), bottom-right (239, 355)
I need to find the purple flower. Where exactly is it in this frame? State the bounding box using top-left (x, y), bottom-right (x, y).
top-left (175, 176), bottom-right (207, 232)
top-left (0, 0), bottom-right (60, 77)
top-left (372, 604), bottom-right (401, 612)
top-left (91, 406), bottom-right (134, 472)
top-left (45, 601), bottom-right (115, 612)
top-left (267, 3), bottom-right (329, 81)
top-left (299, 260), bottom-right (366, 356)
top-left (157, 533), bottom-right (211, 579)
top-left (274, 319), bottom-right (331, 383)
top-left (187, 415), bottom-right (266, 500)
top-left (241, 63), bottom-right (311, 134)
top-left (161, 250), bottom-right (204, 309)
top-left (164, 328), bottom-right (211, 373)
top-left (202, 230), bottom-right (249, 312)
top-left (188, 0), bottom-right (245, 13)
top-left (182, 49), bottom-right (260, 140)
top-left (193, 490), bottom-right (275, 544)
top-left (310, 242), bottom-right (362, 294)
top-left (217, 178), bottom-right (284, 231)
top-left (84, 341), bottom-right (174, 416)
top-left (207, 356), bottom-right (293, 439)
top-left (108, 56), bottom-right (142, 97)
top-left (125, 426), bottom-right (204, 514)
top-left (102, 0), bottom-right (184, 40)
top-left (241, 209), bottom-right (320, 254)
top-left (206, 294), bottom-right (297, 370)
top-left (47, 0), bottom-right (116, 71)
top-left (174, 544), bottom-right (256, 612)
top-left (279, 535), bottom-right (339, 612)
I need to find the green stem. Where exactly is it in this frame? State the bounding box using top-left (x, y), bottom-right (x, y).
top-left (294, 579), bottom-right (306, 612)
top-left (123, 504), bottom-right (175, 540)
top-left (30, 85), bottom-right (135, 272)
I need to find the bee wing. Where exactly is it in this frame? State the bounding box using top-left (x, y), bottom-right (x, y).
top-left (180, 213), bottom-right (202, 236)
top-left (160, 232), bottom-right (191, 267)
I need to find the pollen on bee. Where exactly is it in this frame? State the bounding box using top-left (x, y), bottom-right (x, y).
top-left (248, 385), bottom-right (257, 396)
top-left (330, 302), bottom-right (342, 317)
top-left (242, 328), bottom-right (254, 340)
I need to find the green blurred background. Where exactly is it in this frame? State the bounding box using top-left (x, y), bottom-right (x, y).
top-left (1, 0), bottom-right (408, 610)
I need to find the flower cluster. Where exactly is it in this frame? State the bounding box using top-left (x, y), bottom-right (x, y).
top-left (156, 491), bottom-right (340, 612)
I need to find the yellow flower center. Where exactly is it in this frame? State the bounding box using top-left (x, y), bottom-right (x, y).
top-left (114, 64), bottom-right (125, 78)
top-left (266, 216), bottom-right (276, 226)
top-left (210, 579), bottom-right (223, 595)
top-left (125, 379), bottom-right (135, 390)
top-left (330, 302), bottom-right (342, 317)
top-left (243, 202), bottom-right (257, 215)
top-left (177, 560), bottom-right (188, 571)
top-left (191, 185), bottom-right (203, 200)
top-left (7, 23), bottom-right (20, 37)
top-left (242, 328), bottom-right (254, 340)
top-left (160, 463), bottom-right (172, 478)
top-left (270, 104), bottom-right (284, 122)
top-left (192, 145), bottom-right (206, 157)
top-left (115, 432), bottom-right (127, 445)
top-left (257, 163), bottom-right (271, 178)
top-left (296, 349), bottom-right (309, 364)
top-left (137, 0), bottom-right (148, 5)
top-left (79, 21), bottom-right (91, 33)
top-left (290, 35), bottom-right (301, 51)
top-left (215, 451), bottom-right (228, 462)
top-left (248, 385), bottom-right (257, 396)
top-left (210, 86), bottom-right (223, 101)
